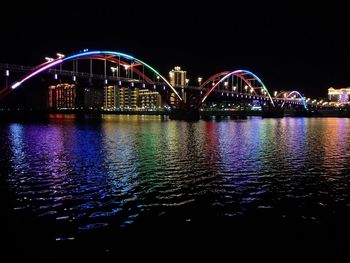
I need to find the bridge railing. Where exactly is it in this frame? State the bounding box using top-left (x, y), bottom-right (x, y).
top-left (0, 63), bottom-right (33, 72)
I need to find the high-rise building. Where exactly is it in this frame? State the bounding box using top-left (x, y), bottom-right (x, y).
top-left (48, 83), bottom-right (76, 109)
top-left (169, 66), bottom-right (188, 87)
top-left (104, 87), bottom-right (139, 110)
top-left (138, 89), bottom-right (162, 109)
top-left (328, 87), bottom-right (350, 104)
top-left (104, 85), bottom-right (117, 110)
top-left (128, 88), bottom-right (139, 109)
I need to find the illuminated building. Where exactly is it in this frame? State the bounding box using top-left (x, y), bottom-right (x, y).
top-left (128, 88), bottom-right (139, 109)
top-left (169, 66), bottom-right (188, 87)
top-left (104, 85), bottom-right (117, 110)
top-left (107, 87), bottom-right (139, 110)
top-left (48, 83), bottom-right (76, 109)
top-left (328, 87), bottom-right (350, 104)
top-left (138, 89), bottom-right (162, 109)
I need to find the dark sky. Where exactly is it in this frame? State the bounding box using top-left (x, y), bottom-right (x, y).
top-left (1, 1), bottom-right (350, 98)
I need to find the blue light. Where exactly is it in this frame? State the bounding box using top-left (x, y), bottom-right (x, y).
top-left (64, 51), bottom-right (135, 61)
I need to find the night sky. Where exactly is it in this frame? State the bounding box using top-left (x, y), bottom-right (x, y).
top-left (1, 1), bottom-right (350, 98)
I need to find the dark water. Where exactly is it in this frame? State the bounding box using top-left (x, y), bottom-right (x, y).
top-left (1, 115), bottom-right (350, 261)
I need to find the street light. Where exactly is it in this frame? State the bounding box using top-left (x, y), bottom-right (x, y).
top-left (110, 66), bottom-right (117, 78)
top-left (198, 77), bottom-right (202, 86)
top-left (124, 65), bottom-right (130, 78)
top-left (5, 69), bottom-right (9, 88)
top-left (56, 53), bottom-right (65, 58)
top-left (274, 91), bottom-right (277, 97)
top-left (45, 57), bottom-right (54, 62)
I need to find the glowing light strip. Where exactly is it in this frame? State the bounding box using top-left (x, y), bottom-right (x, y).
top-left (235, 70), bottom-right (275, 106)
top-left (63, 51), bottom-right (134, 61)
top-left (200, 71), bottom-right (231, 89)
top-left (134, 58), bottom-right (182, 100)
top-left (9, 50), bottom-right (182, 101)
top-left (201, 69), bottom-right (275, 107)
top-left (282, 90), bottom-right (308, 109)
top-left (11, 59), bottom-right (62, 89)
top-left (64, 51), bottom-right (182, 101)
top-left (201, 73), bottom-right (231, 103)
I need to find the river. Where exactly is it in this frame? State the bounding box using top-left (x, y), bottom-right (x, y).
top-left (1, 115), bottom-right (349, 261)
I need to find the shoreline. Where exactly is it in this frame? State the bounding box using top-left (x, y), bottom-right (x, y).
top-left (0, 109), bottom-right (350, 120)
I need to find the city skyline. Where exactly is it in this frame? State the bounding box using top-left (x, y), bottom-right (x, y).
top-left (2, 2), bottom-right (350, 261)
top-left (1, 1), bottom-right (350, 98)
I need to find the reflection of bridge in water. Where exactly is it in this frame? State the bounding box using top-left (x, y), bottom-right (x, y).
top-left (0, 50), bottom-right (309, 121)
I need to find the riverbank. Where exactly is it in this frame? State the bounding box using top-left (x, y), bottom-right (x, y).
top-left (0, 108), bottom-right (350, 121)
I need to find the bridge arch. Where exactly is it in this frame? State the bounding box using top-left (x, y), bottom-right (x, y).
top-left (199, 71), bottom-right (230, 89)
top-left (281, 90), bottom-right (307, 110)
top-left (199, 70), bottom-right (275, 108)
top-left (1, 50), bottom-right (182, 102)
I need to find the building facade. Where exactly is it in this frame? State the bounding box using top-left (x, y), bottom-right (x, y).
top-left (328, 87), bottom-right (350, 104)
top-left (138, 89), bottom-right (162, 109)
top-left (104, 85), bottom-right (117, 110)
top-left (103, 86), bottom-right (163, 110)
top-left (169, 66), bottom-right (188, 87)
top-left (49, 83), bottom-right (76, 109)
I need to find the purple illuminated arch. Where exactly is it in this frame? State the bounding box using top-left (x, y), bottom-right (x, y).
top-left (281, 90), bottom-right (307, 109)
top-left (200, 69), bottom-right (275, 107)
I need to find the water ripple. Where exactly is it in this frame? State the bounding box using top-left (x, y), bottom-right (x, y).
top-left (1, 116), bottom-right (350, 244)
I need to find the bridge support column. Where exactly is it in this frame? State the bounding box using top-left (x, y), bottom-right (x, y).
top-left (169, 108), bottom-right (200, 121)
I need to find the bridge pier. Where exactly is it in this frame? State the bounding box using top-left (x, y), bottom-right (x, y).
top-left (169, 108), bottom-right (200, 121)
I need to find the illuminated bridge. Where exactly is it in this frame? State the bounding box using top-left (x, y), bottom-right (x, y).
top-left (0, 50), bottom-right (308, 120)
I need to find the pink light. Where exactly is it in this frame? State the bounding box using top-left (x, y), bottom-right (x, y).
top-left (12, 59), bottom-right (63, 89)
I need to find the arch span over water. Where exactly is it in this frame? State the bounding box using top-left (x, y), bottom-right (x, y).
top-left (1, 50), bottom-right (182, 101)
top-left (281, 90), bottom-right (307, 110)
top-left (200, 70), bottom-right (275, 107)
